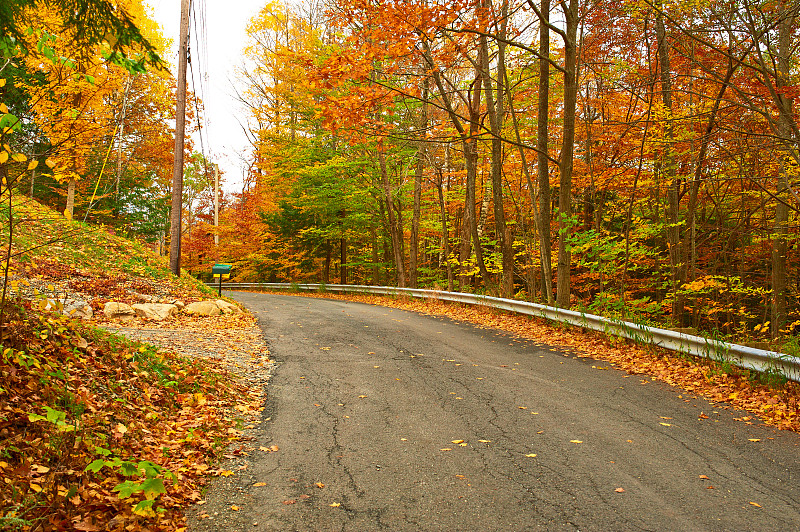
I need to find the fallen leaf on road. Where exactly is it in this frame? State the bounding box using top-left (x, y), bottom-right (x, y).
top-left (478, 439), bottom-right (491, 443)
top-left (315, 482), bottom-right (325, 488)
top-left (451, 440), bottom-right (464, 444)
top-left (615, 488), bottom-right (625, 493)
top-left (750, 502), bottom-right (762, 508)
top-left (440, 448), bottom-right (452, 451)
top-left (699, 475), bottom-right (710, 480)
top-left (329, 502), bottom-right (341, 507)
top-left (358, 395), bottom-right (367, 398)
top-left (570, 440), bottom-right (583, 444)
top-left (283, 500), bottom-right (296, 505)
top-left (253, 482), bottom-right (266, 487)
top-left (659, 422), bottom-right (672, 427)
top-left (748, 438), bottom-right (761, 442)
top-left (231, 505), bottom-right (239, 511)
top-left (525, 453), bottom-right (537, 457)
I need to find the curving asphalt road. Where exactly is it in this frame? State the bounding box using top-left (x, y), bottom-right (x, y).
top-left (189, 292), bottom-right (800, 531)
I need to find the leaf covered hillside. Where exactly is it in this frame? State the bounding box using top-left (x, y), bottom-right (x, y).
top-left (0, 198), bottom-right (267, 531)
top-left (3, 197), bottom-right (213, 310)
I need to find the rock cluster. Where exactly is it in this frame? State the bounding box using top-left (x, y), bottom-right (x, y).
top-left (4, 274), bottom-right (241, 322)
top-left (103, 299), bottom-right (240, 321)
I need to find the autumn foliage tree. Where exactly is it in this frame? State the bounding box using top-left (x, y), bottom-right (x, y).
top-left (217, 0), bottom-right (799, 347)
top-left (0, 0), bottom-right (192, 246)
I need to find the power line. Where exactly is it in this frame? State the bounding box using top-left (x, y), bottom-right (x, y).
top-left (188, 0), bottom-right (212, 184)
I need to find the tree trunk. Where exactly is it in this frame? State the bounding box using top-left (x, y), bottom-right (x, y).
top-left (379, 147), bottom-right (407, 287)
top-left (423, 39), bottom-right (490, 291)
top-left (436, 167), bottom-right (454, 291)
top-left (466, 68), bottom-right (492, 288)
top-left (115, 76), bottom-right (132, 214)
top-left (65, 176), bottom-right (76, 221)
top-left (340, 237), bottom-right (347, 284)
top-left (655, 11), bottom-right (685, 325)
top-left (556, 0), bottom-right (579, 308)
top-left (411, 75), bottom-right (428, 288)
top-left (323, 241), bottom-right (331, 284)
top-left (771, 3), bottom-right (795, 337)
top-left (371, 226), bottom-right (379, 285)
top-left (479, 0), bottom-right (512, 297)
top-left (536, 0), bottom-right (554, 305)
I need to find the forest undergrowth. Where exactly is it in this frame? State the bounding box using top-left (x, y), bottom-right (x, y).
top-left (0, 299), bottom-right (264, 532)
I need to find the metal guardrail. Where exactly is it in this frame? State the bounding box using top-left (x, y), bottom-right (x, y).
top-left (212, 282), bottom-right (800, 383)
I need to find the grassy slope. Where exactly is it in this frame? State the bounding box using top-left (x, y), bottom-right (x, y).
top-left (4, 197), bottom-right (212, 302)
top-left (0, 198), bottom-right (255, 531)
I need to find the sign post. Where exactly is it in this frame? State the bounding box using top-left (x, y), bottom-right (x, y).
top-left (211, 263), bottom-right (232, 296)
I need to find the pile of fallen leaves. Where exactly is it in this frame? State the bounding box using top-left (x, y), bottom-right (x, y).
top-left (4, 199), bottom-right (213, 308)
top-left (278, 290), bottom-right (800, 433)
top-left (0, 299), bottom-right (257, 531)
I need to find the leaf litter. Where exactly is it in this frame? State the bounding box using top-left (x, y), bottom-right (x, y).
top-left (0, 298), bottom-right (271, 530)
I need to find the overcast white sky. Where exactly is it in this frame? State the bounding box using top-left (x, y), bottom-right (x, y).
top-left (147, 0), bottom-right (265, 193)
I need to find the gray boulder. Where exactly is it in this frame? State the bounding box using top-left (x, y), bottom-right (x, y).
top-left (215, 299), bottom-right (240, 314)
top-left (184, 300), bottom-right (222, 316)
top-left (64, 299), bottom-right (93, 320)
top-left (132, 303), bottom-right (178, 321)
top-left (103, 302), bottom-right (136, 320)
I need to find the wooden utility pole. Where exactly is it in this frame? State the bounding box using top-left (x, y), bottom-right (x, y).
top-left (169, 0), bottom-right (191, 275)
top-left (213, 163), bottom-right (220, 246)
